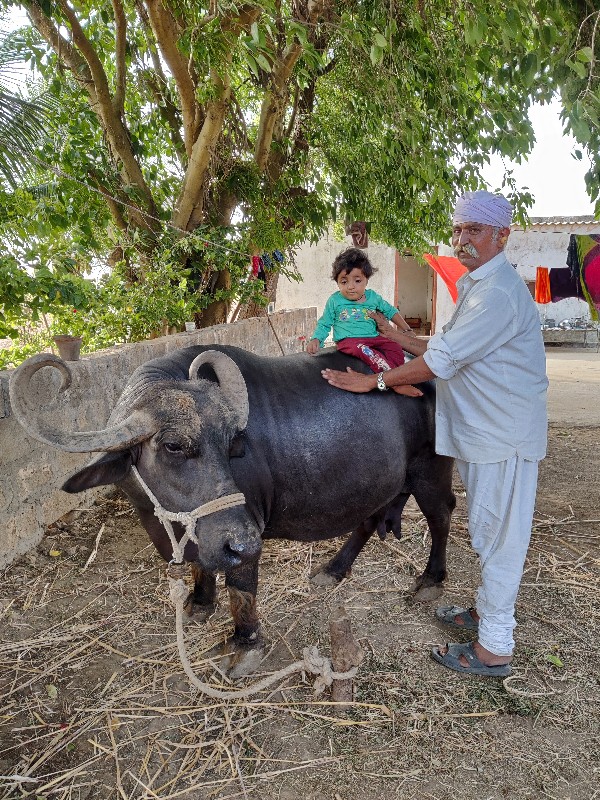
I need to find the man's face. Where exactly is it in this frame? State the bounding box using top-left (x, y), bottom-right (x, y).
top-left (452, 222), bottom-right (510, 271)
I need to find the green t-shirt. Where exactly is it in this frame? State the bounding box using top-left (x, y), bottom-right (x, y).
top-left (311, 288), bottom-right (398, 345)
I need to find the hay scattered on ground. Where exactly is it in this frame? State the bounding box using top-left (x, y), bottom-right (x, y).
top-left (1, 426), bottom-right (599, 800)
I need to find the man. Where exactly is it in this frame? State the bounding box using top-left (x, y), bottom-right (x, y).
top-left (322, 190), bottom-right (548, 677)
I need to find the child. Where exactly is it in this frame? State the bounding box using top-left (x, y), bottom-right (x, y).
top-left (307, 248), bottom-right (422, 397)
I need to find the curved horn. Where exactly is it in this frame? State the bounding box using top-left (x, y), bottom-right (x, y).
top-left (188, 350), bottom-right (249, 429)
top-left (9, 353), bottom-right (158, 453)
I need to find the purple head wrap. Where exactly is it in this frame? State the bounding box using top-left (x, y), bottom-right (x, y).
top-left (453, 190), bottom-right (513, 228)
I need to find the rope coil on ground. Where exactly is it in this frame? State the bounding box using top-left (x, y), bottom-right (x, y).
top-left (169, 576), bottom-right (357, 700)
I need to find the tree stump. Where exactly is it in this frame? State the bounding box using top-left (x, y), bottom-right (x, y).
top-left (329, 606), bottom-right (364, 707)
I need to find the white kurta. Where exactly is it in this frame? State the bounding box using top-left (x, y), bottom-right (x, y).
top-left (423, 252), bottom-right (548, 463)
top-left (423, 252), bottom-right (548, 656)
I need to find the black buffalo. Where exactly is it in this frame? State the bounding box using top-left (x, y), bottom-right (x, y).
top-left (10, 345), bottom-right (455, 674)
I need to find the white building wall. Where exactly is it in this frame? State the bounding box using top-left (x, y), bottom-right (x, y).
top-left (276, 231), bottom-right (397, 321)
top-left (397, 255), bottom-right (430, 321)
top-left (506, 223), bottom-right (598, 323)
top-left (434, 222), bottom-right (600, 331)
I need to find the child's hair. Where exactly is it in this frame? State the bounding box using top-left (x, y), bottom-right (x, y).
top-left (331, 247), bottom-right (377, 281)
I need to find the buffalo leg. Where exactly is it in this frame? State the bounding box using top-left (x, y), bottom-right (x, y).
top-left (184, 563), bottom-right (218, 620)
top-left (219, 561), bottom-right (265, 679)
top-left (311, 521), bottom-right (376, 587)
top-left (408, 454), bottom-right (456, 602)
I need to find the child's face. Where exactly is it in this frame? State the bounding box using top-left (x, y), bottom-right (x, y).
top-left (336, 267), bottom-right (368, 301)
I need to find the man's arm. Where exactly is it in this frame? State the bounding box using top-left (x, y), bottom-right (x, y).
top-left (322, 355), bottom-right (435, 393)
top-left (370, 310), bottom-right (426, 356)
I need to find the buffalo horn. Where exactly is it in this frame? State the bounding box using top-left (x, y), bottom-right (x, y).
top-left (188, 350), bottom-right (249, 429)
top-left (8, 353), bottom-right (158, 453)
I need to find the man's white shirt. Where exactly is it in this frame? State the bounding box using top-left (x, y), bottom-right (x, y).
top-left (423, 252), bottom-right (548, 463)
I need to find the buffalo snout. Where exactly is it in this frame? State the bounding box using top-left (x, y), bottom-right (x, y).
top-left (195, 513), bottom-right (263, 572)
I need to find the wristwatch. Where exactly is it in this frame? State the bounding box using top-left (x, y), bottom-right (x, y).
top-left (377, 373), bottom-right (388, 391)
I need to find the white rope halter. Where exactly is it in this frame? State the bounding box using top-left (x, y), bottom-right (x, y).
top-left (131, 465), bottom-right (246, 563)
top-left (130, 465), bottom-right (358, 699)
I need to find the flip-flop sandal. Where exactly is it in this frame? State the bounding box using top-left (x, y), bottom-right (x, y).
top-left (431, 642), bottom-right (512, 677)
top-left (435, 605), bottom-right (479, 630)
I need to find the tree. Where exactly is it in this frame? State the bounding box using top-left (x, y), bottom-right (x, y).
top-left (0, 21), bottom-right (53, 186)
top-left (0, 0), bottom-right (594, 337)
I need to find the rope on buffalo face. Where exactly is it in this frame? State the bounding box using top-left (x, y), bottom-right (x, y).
top-left (131, 466), bottom-right (358, 699)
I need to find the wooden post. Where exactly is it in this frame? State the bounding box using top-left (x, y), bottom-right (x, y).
top-left (329, 606), bottom-right (364, 706)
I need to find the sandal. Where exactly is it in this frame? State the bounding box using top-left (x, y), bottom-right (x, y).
top-left (435, 605), bottom-right (479, 631)
top-left (431, 642), bottom-right (512, 677)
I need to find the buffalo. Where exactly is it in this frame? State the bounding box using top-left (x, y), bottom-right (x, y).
top-left (9, 345), bottom-right (455, 675)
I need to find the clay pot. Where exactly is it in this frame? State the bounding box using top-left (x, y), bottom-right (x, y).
top-left (53, 335), bottom-right (83, 361)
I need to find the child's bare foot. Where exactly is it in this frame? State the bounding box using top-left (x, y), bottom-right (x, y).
top-left (391, 384), bottom-right (423, 397)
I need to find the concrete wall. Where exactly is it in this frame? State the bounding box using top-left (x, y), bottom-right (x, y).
top-left (275, 234), bottom-right (420, 333)
top-left (0, 309), bottom-right (316, 569)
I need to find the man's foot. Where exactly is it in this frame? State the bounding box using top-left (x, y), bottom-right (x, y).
top-left (435, 605), bottom-right (479, 630)
top-left (431, 641), bottom-right (512, 676)
top-left (391, 384), bottom-right (423, 397)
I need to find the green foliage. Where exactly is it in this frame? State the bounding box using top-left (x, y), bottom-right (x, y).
top-left (0, 0), bottom-right (596, 366)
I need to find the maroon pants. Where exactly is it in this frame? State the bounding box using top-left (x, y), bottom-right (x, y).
top-left (336, 336), bottom-right (406, 372)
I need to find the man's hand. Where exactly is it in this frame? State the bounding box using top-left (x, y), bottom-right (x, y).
top-left (306, 338), bottom-right (320, 355)
top-left (368, 310), bottom-right (391, 334)
top-left (321, 367), bottom-right (377, 392)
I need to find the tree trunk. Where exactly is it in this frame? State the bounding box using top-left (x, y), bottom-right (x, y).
top-left (235, 270), bottom-right (280, 321)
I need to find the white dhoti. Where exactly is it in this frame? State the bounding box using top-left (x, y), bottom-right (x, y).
top-left (456, 456), bottom-right (539, 656)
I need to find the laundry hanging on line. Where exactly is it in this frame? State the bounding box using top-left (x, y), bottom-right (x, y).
top-left (565, 234), bottom-right (600, 320)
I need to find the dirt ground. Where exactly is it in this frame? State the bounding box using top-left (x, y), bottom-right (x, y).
top-left (1, 348), bottom-right (599, 800)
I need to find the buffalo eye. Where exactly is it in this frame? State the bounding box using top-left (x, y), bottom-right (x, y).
top-left (163, 441), bottom-right (184, 455)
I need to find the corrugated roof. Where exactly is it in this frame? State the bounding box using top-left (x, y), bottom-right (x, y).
top-left (512, 215), bottom-right (599, 228)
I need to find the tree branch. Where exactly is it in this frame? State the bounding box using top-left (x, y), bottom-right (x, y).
top-left (26, 0), bottom-right (159, 229)
top-left (142, 0), bottom-right (201, 155)
top-left (112, 0), bottom-right (127, 117)
top-left (254, 40), bottom-right (303, 173)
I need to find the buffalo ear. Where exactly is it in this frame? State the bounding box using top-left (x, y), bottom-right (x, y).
top-left (62, 451), bottom-right (132, 493)
top-left (229, 432), bottom-right (246, 458)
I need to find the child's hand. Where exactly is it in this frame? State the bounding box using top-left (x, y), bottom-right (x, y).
top-left (306, 338), bottom-right (320, 355)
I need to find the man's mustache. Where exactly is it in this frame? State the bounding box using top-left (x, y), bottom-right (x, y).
top-left (454, 243), bottom-right (479, 258)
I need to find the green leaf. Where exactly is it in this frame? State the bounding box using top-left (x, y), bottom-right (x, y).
top-left (576, 47), bottom-right (594, 63)
top-left (544, 653), bottom-right (563, 668)
top-left (373, 32), bottom-right (387, 49)
top-left (255, 53), bottom-right (271, 73)
top-left (370, 44), bottom-right (383, 66)
top-left (566, 59), bottom-right (587, 79)
top-left (520, 53), bottom-right (538, 87)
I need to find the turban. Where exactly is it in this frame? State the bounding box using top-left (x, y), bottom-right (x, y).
top-left (453, 190), bottom-right (513, 228)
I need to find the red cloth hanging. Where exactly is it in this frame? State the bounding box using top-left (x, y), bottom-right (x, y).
top-left (251, 255), bottom-right (262, 277)
top-left (534, 267), bottom-right (551, 304)
top-left (422, 254), bottom-right (467, 303)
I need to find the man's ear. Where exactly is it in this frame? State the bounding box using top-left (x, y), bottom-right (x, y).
top-left (62, 451), bottom-right (132, 493)
top-left (499, 226), bottom-right (510, 247)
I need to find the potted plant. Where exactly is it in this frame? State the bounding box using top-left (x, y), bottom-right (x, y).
top-left (51, 307), bottom-right (87, 360)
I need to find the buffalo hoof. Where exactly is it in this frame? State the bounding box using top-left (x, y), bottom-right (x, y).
top-left (183, 593), bottom-right (217, 622)
top-left (219, 637), bottom-right (266, 680)
top-left (309, 565), bottom-right (349, 587)
top-left (410, 577), bottom-right (444, 603)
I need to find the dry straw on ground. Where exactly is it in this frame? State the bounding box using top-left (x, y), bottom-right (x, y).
top-left (1, 425), bottom-right (599, 800)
